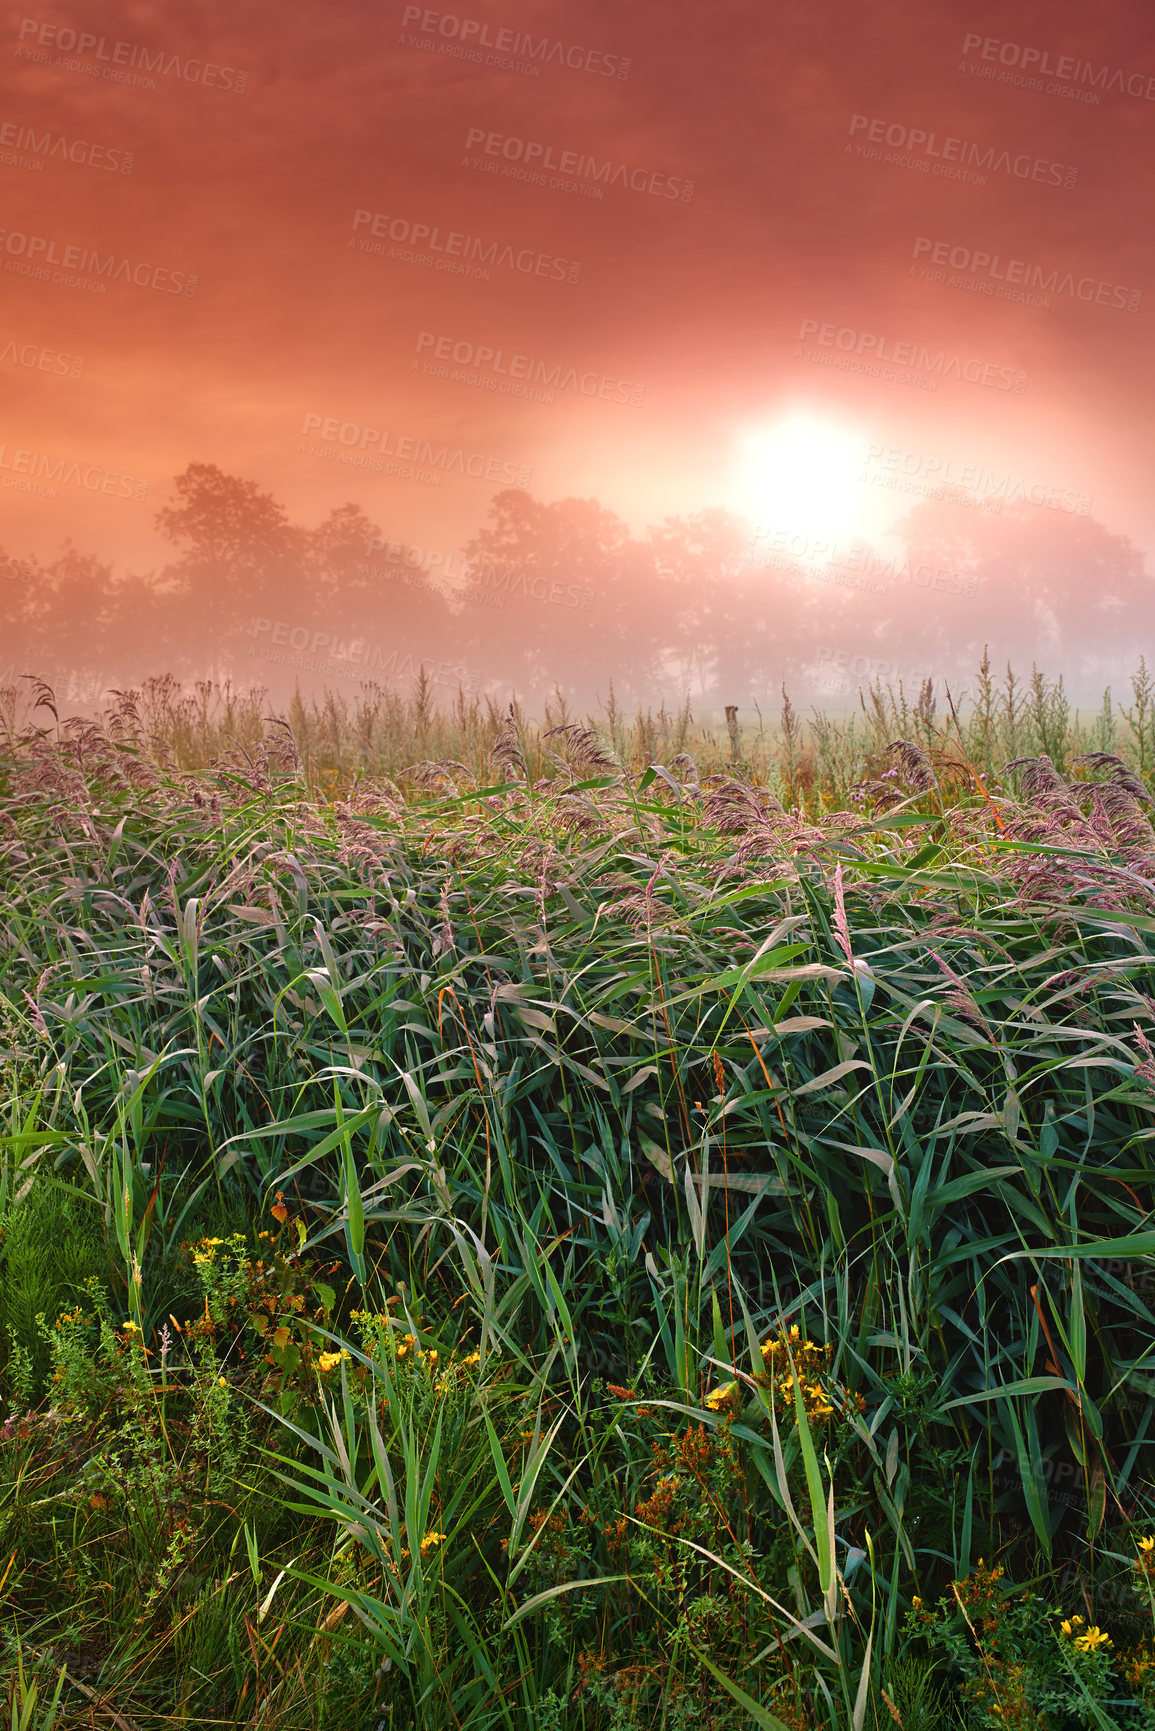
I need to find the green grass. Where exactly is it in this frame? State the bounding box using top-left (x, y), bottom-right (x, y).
top-left (3, 674), bottom-right (1155, 1726)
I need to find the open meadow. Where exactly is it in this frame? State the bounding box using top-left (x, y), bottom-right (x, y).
top-left (4, 661), bottom-right (1155, 1728)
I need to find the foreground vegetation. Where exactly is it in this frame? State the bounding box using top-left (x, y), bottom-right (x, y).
top-left (5, 663), bottom-right (1155, 1727)
top-left (3, 646), bottom-right (1150, 806)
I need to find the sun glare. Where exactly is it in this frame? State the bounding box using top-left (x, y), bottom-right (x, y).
top-left (731, 412), bottom-right (870, 557)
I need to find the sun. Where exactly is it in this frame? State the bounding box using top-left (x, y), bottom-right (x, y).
top-left (730, 411), bottom-right (870, 557)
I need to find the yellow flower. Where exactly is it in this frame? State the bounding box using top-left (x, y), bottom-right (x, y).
top-left (122, 1319), bottom-right (141, 1333)
top-left (1140, 1536), bottom-right (1155, 1553)
top-left (912, 1596), bottom-right (921, 1608)
top-left (1075, 1626), bottom-right (1111, 1652)
top-left (460, 1350), bottom-right (481, 1368)
top-left (420, 1531), bottom-right (446, 1555)
top-left (704, 1381), bottom-right (738, 1411)
top-left (318, 1349), bottom-right (351, 1373)
top-left (218, 1376), bottom-right (227, 1387)
top-left (789, 1325), bottom-right (800, 1341)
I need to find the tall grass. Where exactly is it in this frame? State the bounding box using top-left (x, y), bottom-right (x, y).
top-left (3, 649), bottom-right (1150, 809)
top-left (3, 662), bottom-right (1155, 1724)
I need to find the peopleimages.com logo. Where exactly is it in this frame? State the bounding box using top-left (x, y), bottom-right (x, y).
top-left (415, 332), bottom-right (645, 405)
top-left (463, 128), bottom-right (694, 202)
top-left (400, 7), bottom-right (631, 78)
top-left (847, 115), bottom-right (1076, 188)
top-left (814, 645), bottom-right (917, 693)
top-left (365, 536), bottom-right (460, 577)
top-left (0, 227), bottom-right (197, 294)
top-left (796, 321), bottom-right (1028, 392)
top-left (910, 239), bottom-right (1141, 312)
top-left (0, 333), bottom-right (84, 376)
top-left (860, 444), bottom-right (1092, 515)
top-left (350, 210), bottom-right (581, 284)
top-left (746, 527), bottom-right (977, 599)
top-left (15, 17), bottom-right (248, 92)
top-left (0, 119), bottom-right (133, 173)
top-left (464, 560), bottom-right (596, 611)
top-left (249, 618), bottom-right (481, 692)
top-left (960, 33), bottom-right (1155, 101)
top-left (300, 414), bottom-right (531, 487)
top-left (0, 440), bottom-right (147, 501)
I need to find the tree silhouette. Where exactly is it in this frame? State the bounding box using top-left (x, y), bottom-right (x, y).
top-left (3, 468), bottom-right (1149, 713)
top-left (155, 463), bottom-right (304, 660)
top-left (459, 490), bottom-right (660, 704)
top-left (890, 497), bottom-right (1153, 690)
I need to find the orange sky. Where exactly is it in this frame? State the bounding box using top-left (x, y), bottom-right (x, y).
top-left (2, 0), bottom-right (1154, 705)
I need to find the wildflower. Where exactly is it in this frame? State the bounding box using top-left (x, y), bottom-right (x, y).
top-left (1075, 1626), bottom-right (1111, 1653)
top-left (122, 1319), bottom-right (141, 1333)
top-left (704, 1380), bottom-right (738, 1412)
top-left (1140, 1536), bottom-right (1155, 1552)
top-left (318, 1350), bottom-right (351, 1373)
top-left (218, 1376), bottom-right (227, 1387)
top-left (420, 1531), bottom-right (446, 1555)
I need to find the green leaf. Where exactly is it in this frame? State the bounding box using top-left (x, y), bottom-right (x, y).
top-left (691, 1649), bottom-right (795, 1731)
top-left (502, 1576), bottom-right (627, 1630)
top-left (790, 1356), bottom-right (832, 1598)
top-left (937, 1376), bottom-right (1073, 1413)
